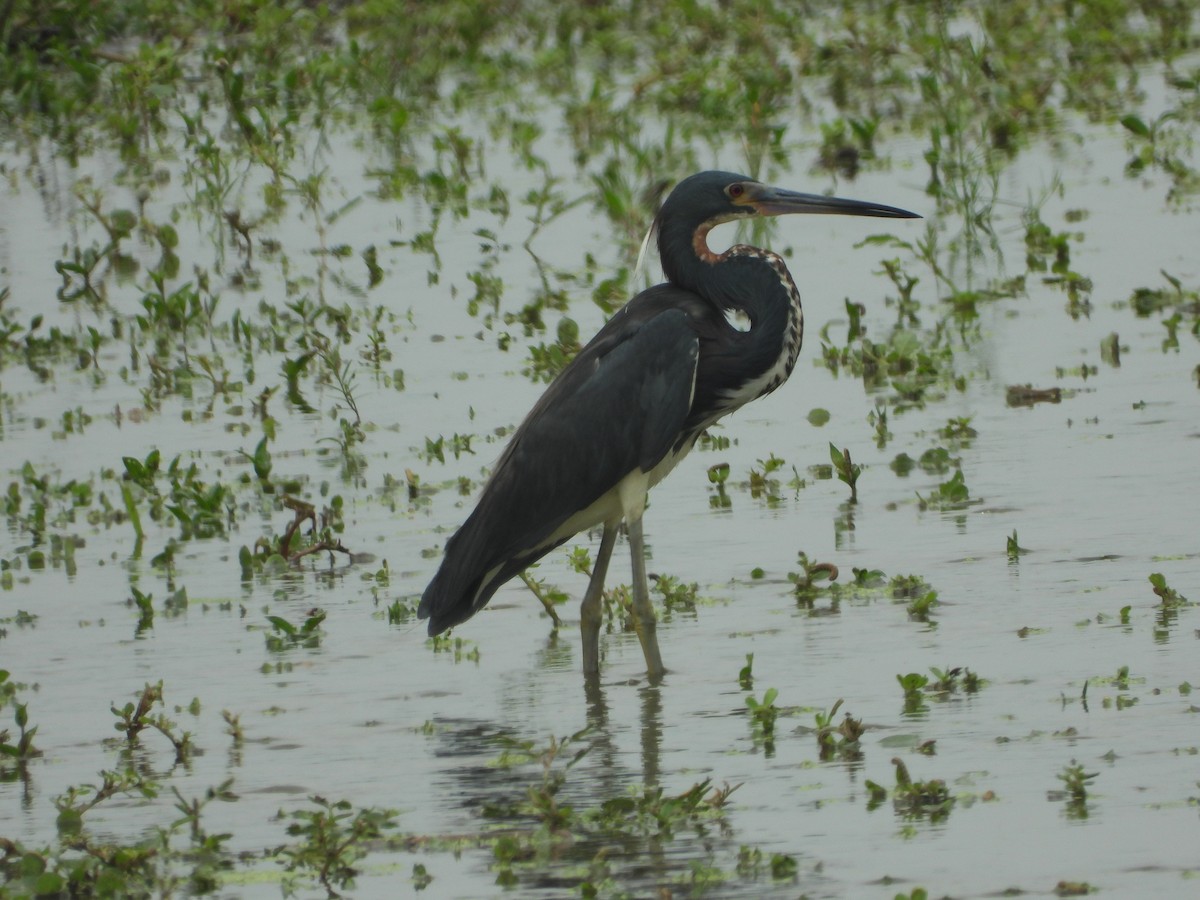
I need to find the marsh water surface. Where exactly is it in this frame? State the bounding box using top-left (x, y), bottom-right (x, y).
top-left (1, 3), bottom-right (1198, 897)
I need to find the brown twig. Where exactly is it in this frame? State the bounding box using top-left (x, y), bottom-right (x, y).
top-left (279, 497), bottom-right (316, 559)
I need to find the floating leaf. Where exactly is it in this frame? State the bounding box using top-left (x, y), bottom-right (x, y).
top-left (1119, 114), bottom-right (1150, 137)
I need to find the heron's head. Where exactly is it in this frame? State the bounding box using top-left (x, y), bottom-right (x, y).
top-left (659, 170), bottom-right (920, 239)
top-left (650, 170), bottom-right (919, 289)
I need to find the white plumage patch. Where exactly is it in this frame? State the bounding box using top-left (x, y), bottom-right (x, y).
top-left (723, 307), bottom-right (752, 332)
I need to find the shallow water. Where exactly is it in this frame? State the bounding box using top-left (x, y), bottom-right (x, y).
top-left (3, 11), bottom-right (1200, 899)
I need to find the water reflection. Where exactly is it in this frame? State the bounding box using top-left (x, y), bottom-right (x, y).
top-left (424, 673), bottom-right (763, 896)
top-left (0, 763), bottom-right (34, 813)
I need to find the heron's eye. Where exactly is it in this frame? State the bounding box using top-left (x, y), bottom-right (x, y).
top-left (727, 184), bottom-right (745, 199)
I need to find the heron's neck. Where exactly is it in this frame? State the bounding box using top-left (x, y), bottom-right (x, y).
top-left (659, 220), bottom-right (804, 394)
top-left (681, 246), bottom-right (806, 422)
top-left (720, 246), bottom-right (804, 376)
top-left (707, 246), bottom-right (797, 320)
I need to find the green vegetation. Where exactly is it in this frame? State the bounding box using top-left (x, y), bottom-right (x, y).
top-left (814, 698), bottom-right (865, 762)
top-left (1, 0), bottom-right (1198, 894)
top-left (745, 688), bottom-right (781, 753)
top-left (1052, 760), bottom-right (1100, 820)
top-left (866, 757), bottom-right (955, 823)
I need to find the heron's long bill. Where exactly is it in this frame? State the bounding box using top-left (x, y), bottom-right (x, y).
top-left (749, 185), bottom-right (920, 220)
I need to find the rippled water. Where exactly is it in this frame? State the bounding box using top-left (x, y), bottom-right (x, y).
top-left (3, 23), bottom-right (1199, 900)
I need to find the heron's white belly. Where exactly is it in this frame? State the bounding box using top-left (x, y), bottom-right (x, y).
top-left (546, 440), bottom-right (696, 547)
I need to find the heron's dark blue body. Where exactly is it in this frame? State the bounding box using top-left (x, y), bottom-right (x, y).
top-left (418, 171), bottom-right (918, 676)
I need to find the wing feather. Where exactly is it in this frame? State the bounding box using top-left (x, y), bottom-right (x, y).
top-left (419, 294), bottom-right (703, 633)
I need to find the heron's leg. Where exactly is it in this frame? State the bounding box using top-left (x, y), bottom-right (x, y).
top-left (580, 522), bottom-right (618, 676)
top-left (627, 515), bottom-right (665, 679)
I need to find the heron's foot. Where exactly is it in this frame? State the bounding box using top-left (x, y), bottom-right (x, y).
top-left (580, 597), bottom-right (603, 676)
top-left (632, 619), bottom-right (665, 680)
top-left (581, 642), bottom-right (601, 677)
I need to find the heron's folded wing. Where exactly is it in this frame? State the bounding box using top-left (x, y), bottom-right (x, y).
top-left (418, 303), bottom-right (700, 632)
top-left (479, 306), bottom-right (699, 558)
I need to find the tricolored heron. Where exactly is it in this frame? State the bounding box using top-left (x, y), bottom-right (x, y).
top-left (419, 170), bottom-right (919, 678)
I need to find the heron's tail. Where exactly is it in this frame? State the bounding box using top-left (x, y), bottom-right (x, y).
top-left (419, 514), bottom-right (565, 635)
top-left (418, 526), bottom-right (490, 635)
